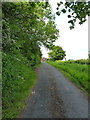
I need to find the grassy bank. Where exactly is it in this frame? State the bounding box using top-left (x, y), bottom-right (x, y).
top-left (47, 61), bottom-right (89, 93)
top-left (2, 52), bottom-right (39, 118)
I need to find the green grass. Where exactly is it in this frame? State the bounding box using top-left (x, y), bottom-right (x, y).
top-left (63, 59), bottom-right (90, 64)
top-left (2, 52), bottom-right (38, 118)
top-left (47, 61), bottom-right (89, 93)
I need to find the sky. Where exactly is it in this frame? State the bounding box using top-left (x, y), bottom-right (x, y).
top-left (41, 0), bottom-right (88, 60)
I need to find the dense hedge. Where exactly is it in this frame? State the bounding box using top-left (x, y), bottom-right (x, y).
top-left (2, 52), bottom-right (37, 118)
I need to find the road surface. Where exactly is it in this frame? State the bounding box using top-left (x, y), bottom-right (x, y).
top-left (20, 62), bottom-right (89, 118)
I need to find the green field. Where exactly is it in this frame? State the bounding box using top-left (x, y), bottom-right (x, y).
top-left (47, 60), bottom-right (89, 93)
top-left (64, 59), bottom-right (90, 64)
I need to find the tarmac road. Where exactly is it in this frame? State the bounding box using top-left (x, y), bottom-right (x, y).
top-left (20, 62), bottom-right (89, 118)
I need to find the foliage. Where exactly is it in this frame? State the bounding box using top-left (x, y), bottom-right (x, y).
top-left (2, 2), bottom-right (59, 118)
top-left (2, 2), bottom-right (59, 51)
top-left (2, 52), bottom-right (37, 118)
top-left (56, 1), bottom-right (90, 29)
top-left (2, 2), bottom-right (59, 64)
top-left (47, 61), bottom-right (89, 92)
top-left (48, 46), bottom-right (66, 61)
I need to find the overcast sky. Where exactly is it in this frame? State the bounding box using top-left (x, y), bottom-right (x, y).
top-left (41, 0), bottom-right (88, 60)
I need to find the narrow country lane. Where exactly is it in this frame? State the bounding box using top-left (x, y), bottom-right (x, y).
top-left (20, 62), bottom-right (89, 118)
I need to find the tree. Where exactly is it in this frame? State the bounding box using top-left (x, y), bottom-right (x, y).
top-left (2, 2), bottom-right (59, 65)
top-left (48, 46), bottom-right (66, 61)
top-left (56, 1), bottom-right (90, 29)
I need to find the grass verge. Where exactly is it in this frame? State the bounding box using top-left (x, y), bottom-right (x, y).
top-left (47, 61), bottom-right (89, 93)
top-left (2, 52), bottom-right (38, 119)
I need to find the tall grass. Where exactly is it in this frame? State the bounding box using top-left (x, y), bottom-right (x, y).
top-left (47, 61), bottom-right (89, 92)
top-left (2, 52), bottom-right (38, 118)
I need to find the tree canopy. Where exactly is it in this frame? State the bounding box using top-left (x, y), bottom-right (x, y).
top-left (2, 2), bottom-right (59, 66)
top-left (48, 46), bottom-right (66, 61)
top-left (56, 1), bottom-right (90, 29)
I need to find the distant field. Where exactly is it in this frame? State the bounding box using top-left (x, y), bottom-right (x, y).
top-left (63, 59), bottom-right (90, 65)
top-left (47, 60), bottom-right (89, 93)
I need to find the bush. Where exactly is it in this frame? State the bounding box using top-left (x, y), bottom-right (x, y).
top-left (2, 52), bottom-right (37, 118)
